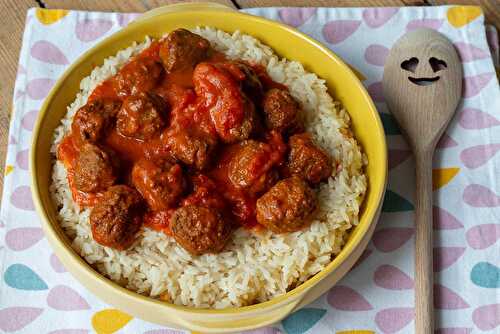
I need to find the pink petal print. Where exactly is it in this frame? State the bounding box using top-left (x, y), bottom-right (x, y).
top-left (76, 18), bottom-right (113, 42)
top-left (463, 73), bottom-right (495, 98)
top-left (278, 8), bottom-right (316, 27)
top-left (322, 20), bottom-right (361, 44)
top-left (433, 247), bottom-right (466, 272)
top-left (365, 44), bottom-right (389, 66)
top-left (9, 136), bottom-right (17, 145)
top-left (50, 253), bottom-right (67, 273)
top-left (466, 224), bottom-right (500, 249)
top-left (49, 330), bottom-right (89, 334)
top-left (434, 284), bottom-right (469, 309)
top-left (373, 227), bottom-right (414, 252)
top-left (367, 81), bottom-right (384, 102)
top-left (21, 110), bottom-right (39, 131)
top-left (459, 108), bottom-right (500, 129)
top-left (433, 206), bottom-right (463, 230)
top-left (388, 149), bottom-right (412, 169)
top-left (351, 248), bottom-right (373, 270)
top-left (26, 78), bottom-right (55, 100)
top-left (0, 307), bottom-right (43, 332)
top-left (406, 19), bottom-right (444, 31)
top-left (117, 13), bottom-right (140, 27)
top-left (16, 149), bottom-right (29, 170)
top-left (362, 8), bottom-right (399, 28)
top-left (460, 144), bottom-right (500, 169)
top-left (6, 227), bottom-right (44, 251)
top-left (47, 285), bottom-right (90, 311)
top-left (374, 265), bottom-right (414, 290)
top-left (436, 133), bottom-right (458, 148)
top-left (463, 184), bottom-right (500, 207)
top-left (472, 304), bottom-right (500, 331)
top-left (31, 40), bottom-right (69, 65)
top-left (10, 186), bottom-right (35, 211)
top-left (435, 328), bottom-right (472, 334)
top-left (454, 42), bottom-right (490, 62)
top-left (327, 285), bottom-right (373, 311)
top-left (375, 307), bottom-right (414, 334)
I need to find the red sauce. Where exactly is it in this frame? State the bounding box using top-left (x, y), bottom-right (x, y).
top-left (144, 210), bottom-right (174, 236)
top-left (58, 34), bottom-right (291, 235)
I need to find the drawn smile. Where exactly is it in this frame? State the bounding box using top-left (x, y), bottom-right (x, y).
top-left (408, 76), bottom-right (440, 86)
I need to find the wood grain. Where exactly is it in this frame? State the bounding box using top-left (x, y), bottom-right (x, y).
top-left (235, 0), bottom-right (426, 7)
top-left (43, 0), bottom-right (236, 11)
top-left (383, 28), bottom-right (463, 334)
top-left (0, 0), bottom-right (37, 199)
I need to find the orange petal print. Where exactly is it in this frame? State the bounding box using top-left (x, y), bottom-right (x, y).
top-left (35, 9), bottom-right (69, 25)
top-left (447, 6), bottom-right (482, 28)
top-left (432, 168), bottom-right (459, 190)
top-left (92, 309), bottom-right (132, 334)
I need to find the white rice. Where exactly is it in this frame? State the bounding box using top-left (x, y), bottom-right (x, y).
top-left (50, 27), bottom-right (367, 309)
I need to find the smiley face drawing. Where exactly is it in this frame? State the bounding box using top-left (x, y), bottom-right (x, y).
top-left (384, 28), bottom-right (462, 92)
top-left (401, 56), bottom-right (448, 86)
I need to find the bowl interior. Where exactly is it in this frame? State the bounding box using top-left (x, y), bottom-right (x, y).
top-left (31, 10), bottom-right (387, 314)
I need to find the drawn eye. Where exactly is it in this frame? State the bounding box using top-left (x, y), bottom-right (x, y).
top-left (400, 57), bottom-right (419, 73)
top-left (429, 57), bottom-right (447, 72)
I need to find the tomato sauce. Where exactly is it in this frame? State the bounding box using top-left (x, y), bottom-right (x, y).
top-left (58, 34), bottom-right (291, 234)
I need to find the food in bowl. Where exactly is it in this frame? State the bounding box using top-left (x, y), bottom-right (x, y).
top-left (50, 27), bottom-right (367, 308)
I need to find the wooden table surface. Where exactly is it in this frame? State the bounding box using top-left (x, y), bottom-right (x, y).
top-left (0, 0), bottom-right (498, 198)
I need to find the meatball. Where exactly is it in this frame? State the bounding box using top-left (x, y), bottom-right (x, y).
top-left (72, 98), bottom-right (121, 146)
top-left (287, 133), bottom-right (333, 184)
top-left (193, 62), bottom-right (256, 143)
top-left (160, 29), bottom-right (210, 73)
top-left (262, 88), bottom-right (301, 133)
top-left (227, 140), bottom-right (279, 195)
top-left (73, 143), bottom-right (117, 193)
top-left (171, 205), bottom-right (232, 255)
top-left (113, 57), bottom-right (163, 97)
top-left (90, 185), bottom-right (144, 250)
top-left (131, 158), bottom-right (185, 211)
top-left (256, 176), bottom-right (317, 233)
top-left (116, 92), bottom-right (167, 140)
top-left (165, 129), bottom-right (217, 170)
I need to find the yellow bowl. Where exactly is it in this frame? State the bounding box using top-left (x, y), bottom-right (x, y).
top-left (30, 3), bottom-right (387, 333)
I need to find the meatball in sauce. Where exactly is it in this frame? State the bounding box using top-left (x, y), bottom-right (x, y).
top-left (90, 185), bottom-right (144, 250)
top-left (116, 92), bottom-right (167, 141)
top-left (171, 205), bottom-right (232, 255)
top-left (73, 143), bottom-right (117, 193)
top-left (72, 98), bottom-right (121, 146)
top-left (160, 29), bottom-right (210, 73)
top-left (287, 133), bottom-right (333, 184)
top-left (58, 29), bottom-right (335, 254)
top-left (262, 88), bottom-right (302, 134)
top-left (256, 176), bottom-right (317, 233)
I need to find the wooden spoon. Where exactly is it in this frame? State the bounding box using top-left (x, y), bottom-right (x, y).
top-left (382, 28), bottom-right (462, 333)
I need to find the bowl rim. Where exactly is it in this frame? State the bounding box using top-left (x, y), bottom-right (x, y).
top-left (30, 9), bottom-right (387, 315)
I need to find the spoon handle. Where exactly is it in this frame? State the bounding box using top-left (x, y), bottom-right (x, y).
top-left (415, 151), bottom-right (434, 334)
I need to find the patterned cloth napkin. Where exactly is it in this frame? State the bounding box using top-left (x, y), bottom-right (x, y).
top-left (1, 6), bottom-right (499, 334)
